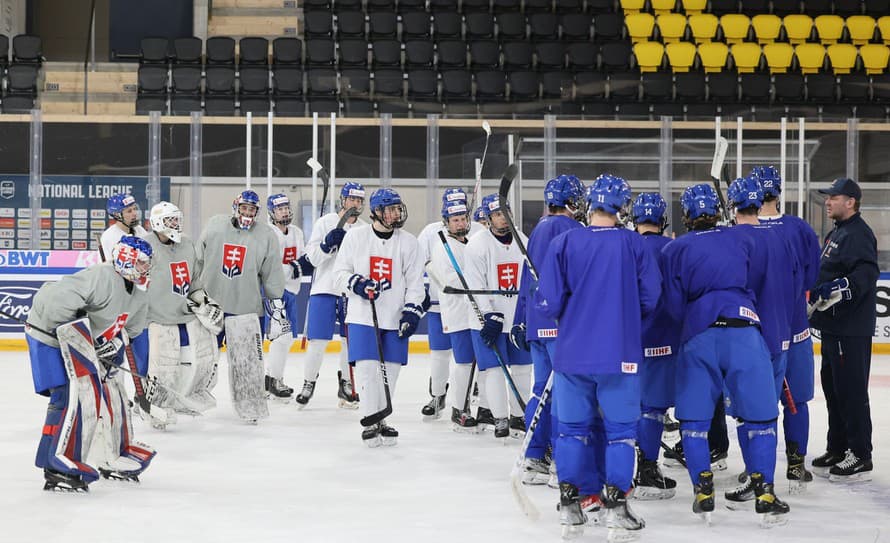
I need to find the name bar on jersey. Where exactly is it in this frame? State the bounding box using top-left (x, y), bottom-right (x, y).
top-left (537, 328), bottom-right (557, 338)
top-left (793, 329), bottom-right (811, 343)
top-left (644, 345), bottom-right (672, 357)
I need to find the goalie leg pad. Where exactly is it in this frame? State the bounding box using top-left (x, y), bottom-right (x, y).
top-left (148, 323), bottom-right (183, 410)
top-left (93, 373), bottom-right (149, 477)
top-left (225, 314), bottom-right (269, 422)
top-left (36, 384), bottom-right (101, 484)
top-left (186, 318), bottom-right (220, 411)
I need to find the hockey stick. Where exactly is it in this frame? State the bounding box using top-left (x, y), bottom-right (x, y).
top-left (437, 230), bottom-right (526, 411)
top-left (510, 372), bottom-right (552, 521)
top-left (307, 157), bottom-right (331, 218)
top-left (710, 136), bottom-right (731, 223)
top-left (468, 121), bottom-right (492, 214)
top-left (442, 286), bottom-right (519, 296)
top-left (359, 291), bottom-right (393, 427)
top-left (496, 163), bottom-right (537, 282)
top-left (782, 379), bottom-right (798, 415)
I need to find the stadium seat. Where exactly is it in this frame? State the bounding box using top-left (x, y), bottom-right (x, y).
top-left (508, 71), bottom-right (540, 102)
top-left (855, 104), bottom-right (888, 120)
top-left (707, 71), bottom-right (738, 102)
top-left (367, 0), bottom-right (396, 11)
top-left (469, 40), bottom-right (500, 71)
top-left (274, 98), bottom-right (306, 116)
top-left (840, 71), bottom-right (869, 102)
top-left (847, 16), bottom-right (877, 46)
top-left (401, 12), bottom-right (431, 40)
top-left (634, 41), bottom-right (665, 72)
top-left (826, 43), bottom-right (858, 74)
top-left (711, 1), bottom-right (740, 17)
top-left (399, 0), bottom-right (427, 11)
top-left (795, 43), bottom-right (826, 74)
top-left (1, 34), bottom-right (10, 70)
top-left (307, 69), bottom-right (339, 97)
top-left (407, 69), bottom-right (438, 101)
top-left (656, 13), bottom-right (687, 43)
top-left (561, 14), bottom-right (594, 41)
top-left (806, 72), bottom-right (836, 102)
top-left (339, 38), bottom-right (370, 67)
top-left (467, 13), bottom-right (495, 40)
top-left (642, 71), bottom-right (674, 102)
top-left (273, 38), bottom-right (302, 66)
top-left (608, 70), bottom-right (640, 101)
top-left (626, 13), bottom-right (655, 44)
top-left (740, 71), bottom-right (770, 102)
top-left (461, 0), bottom-right (491, 12)
top-left (588, 0), bottom-right (617, 14)
top-left (699, 42), bottom-right (729, 73)
top-left (334, 0), bottom-right (362, 11)
top-left (720, 14), bottom-right (751, 45)
top-left (529, 13), bottom-right (559, 42)
top-left (369, 12), bottom-right (399, 40)
top-left (803, 0), bottom-right (831, 17)
top-left (554, 0), bottom-right (583, 14)
top-left (751, 14), bottom-right (782, 45)
top-left (601, 41), bottom-right (633, 72)
top-left (404, 40), bottom-right (434, 68)
top-left (11, 34), bottom-right (42, 65)
top-left (879, 16), bottom-right (890, 45)
top-left (814, 15), bottom-right (844, 45)
top-left (240, 38), bottom-right (269, 66)
top-left (784, 15), bottom-right (814, 45)
top-left (763, 42), bottom-right (794, 73)
top-left (497, 13), bottom-right (528, 42)
top-left (430, 0), bottom-right (459, 12)
top-left (442, 70), bottom-right (472, 101)
top-left (731, 43), bottom-right (762, 73)
top-left (137, 65), bottom-right (168, 96)
top-left (679, 0), bottom-right (707, 16)
top-left (307, 38), bottom-right (336, 66)
top-left (502, 41), bottom-right (533, 71)
top-left (305, 10), bottom-right (335, 38)
top-left (860, 44), bottom-right (890, 74)
top-left (140, 37), bottom-right (169, 65)
top-left (651, 0), bottom-right (677, 17)
top-left (541, 71), bottom-right (571, 99)
top-left (433, 12), bottom-right (462, 39)
top-left (739, 0), bottom-right (769, 17)
top-left (240, 66), bottom-right (272, 114)
top-left (341, 68), bottom-right (371, 99)
top-left (865, 0), bottom-right (890, 17)
top-left (774, 72), bottom-right (803, 101)
top-left (173, 37), bottom-right (203, 65)
top-left (567, 42), bottom-right (599, 71)
top-left (436, 40), bottom-right (468, 70)
top-left (337, 10), bottom-right (368, 38)
top-left (492, 0), bottom-right (520, 13)
top-left (834, 0), bottom-right (861, 17)
top-left (272, 67), bottom-right (304, 98)
top-left (372, 39), bottom-right (401, 69)
top-left (676, 71), bottom-right (706, 102)
top-left (873, 73), bottom-right (890, 102)
top-left (594, 13), bottom-right (625, 43)
top-left (666, 41), bottom-right (697, 72)
top-left (171, 65), bottom-right (201, 95)
top-left (135, 96), bottom-right (167, 115)
top-left (620, 0), bottom-right (646, 15)
top-left (206, 36), bottom-right (235, 66)
top-left (771, 0), bottom-right (800, 17)
top-left (689, 14), bottom-right (719, 44)
top-left (575, 71), bottom-right (607, 101)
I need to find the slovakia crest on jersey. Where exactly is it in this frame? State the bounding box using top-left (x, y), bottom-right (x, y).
top-left (221, 243), bottom-right (247, 279)
top-left (497, 262), bottom-right (519, 291)
top-left (282, 246), bottom-right (297, 265)
top-left (97, 313), bottom-right (129, 344)
top-left (169, 261), bottom-right (191, 297)
top-left (369, 256), bottom-right (393, 283)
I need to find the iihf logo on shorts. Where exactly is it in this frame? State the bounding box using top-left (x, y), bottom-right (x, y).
top-left (221, 243), bottom-right (247, 279)
top-left (369, 256), bottom-right (393, 291)
top-left (169, 260), bottom-right (191, 297)
top-left (282, 246), bottom-right (297, 265)
top-left (497, 263), bottom-right (519, 291)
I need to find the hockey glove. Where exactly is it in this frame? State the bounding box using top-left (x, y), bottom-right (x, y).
top-left (480, 312), bottom-right (505, 347)
top-left (290, 254), bottom-right (315, 280)
top-left (348, 274), bottom-right (390, 300)
top-left (811, 277), bottom-right (851, 303)
top-left (95, 336), bottom-right (124, 365)
top-left (265, 298), bottom-right (292, 341)
top-left (509, 323), bottom-right (530, 352)
top-left (187, 288), bottom-right (224, 335)
top-left (399, 303), bottom-right (424, 338)
top-left (320, 228), bottom-right (347, 253)
top-left (421, 290), bottom-right (432, 313)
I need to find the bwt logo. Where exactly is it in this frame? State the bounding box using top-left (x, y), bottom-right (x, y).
top-left (0, 251), bottom-right (50, 267)
top-left (0, 286), bottom-right (38, 329)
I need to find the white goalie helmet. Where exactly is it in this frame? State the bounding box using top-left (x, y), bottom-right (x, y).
top-left (150, 201), bottom-right (183, 243)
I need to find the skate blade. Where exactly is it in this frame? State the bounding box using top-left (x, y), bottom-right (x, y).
top-left (711, 459), bottom-right (728, 471)
top-left (44, 483), bottom-right (89, 493)
top-left (510, 428), bottom-right (526, 439)
top-left (338, 399), bottom-right (359, 410)
top-left (271, 396), bottom-right (293, 404)
top-left (364, 436), bottom-right (382, 448)
top-left (99, 469), bottom-right (140, 483)
top-left (548, 477), bottom-right (560, 489)
top-left (451, 423), bottom-right (482, 434)
top-left (724, 499), bottom-right (753, 511)
top-left (422, 412), bottom-right (443, 422)
top-left (607, 527), bottom-right (642, 543)
top-left (632, 487), bottom-right (676, 500)
top-left (696, 512), bottom-right (713, 526)
top-left (760, 513), bottom-right (789, 528)
top-left (787, 480), bottom-right (808, 494)
top-left (828, 472), bottom-right (873, 483)
top-left (243, 419), bottom-right (259, 425)
top-left (295, 402), bottom-right (309, 411)
top-left (662, 458), bottom-right (684, 469)
top-left (520, 473), bottom-right (550, 486)
top-left (381, 436), bottom-right (398, 447)
top-left (560, 524), bottom-right (585, 540)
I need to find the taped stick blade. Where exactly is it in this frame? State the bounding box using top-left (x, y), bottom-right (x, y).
top-left (710, 136), bottom-right (729, 181)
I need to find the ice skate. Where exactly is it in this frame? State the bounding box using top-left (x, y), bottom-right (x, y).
top-left (828, 451), bottom-right (873, 483)
top-left (421, 393), bottom-right (447, 421)
top-left (633, 457), bottom-right (676, 500)
top-left (811, 450), bottom-right (846, 478)
top-left (558, 482), bottom-right (587, 540)
top-left (509, 415), bottom-right (526, 439)
top-left (265, 375), bottom-right (293, 402)
top-left (362, 424), bottom-right (382, 448)
top-left (476, 406), bottom-right (495, 429)
top-left (294, 379), bottom-right (316, 409)
top-left (548, 458), bottom-right (559, 489)
top-left (581, 494), bottom-right (604, 527)
top-left (379, 421), bottom-right (399, 446)
top-left (751, 472), bottom-right (790, 528)
top-left (663, 441), bottom-right (727, 471)
top-left (786, 443), bottom-right (813, 493)
top-left (521, 457), bottom-right (551, 485)
top-left (602, 484), bottom-right (645, 542)
top-left (693, 471), bottom-right (715, 525)
top-left (663, 412), bottom-right (680, 434)
top-left (450, 407), bottom-right (480, 433)
top-left (337, 371), bottom-right (359, 409)
top-left (724, 472), bottom-right (755, 510)
top-left (493, 417), bottom-right (510, 440)
top-left (43, 469), bottom-right (90, 492)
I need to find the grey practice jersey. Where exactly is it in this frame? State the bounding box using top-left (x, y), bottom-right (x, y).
top-left (196, 214), bottom-right (285, 315)
top-left (146, 232), bottom-right (204, 325)
top-left (26, 263), bottom-right (149, 348)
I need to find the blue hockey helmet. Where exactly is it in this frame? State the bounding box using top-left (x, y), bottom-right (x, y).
top-left (369, 187), bottom-right (408, 229)
top-left (481, 193), bottom-right (510, 218)
top-left (750, 165), bottom-right (781, 199)
top-left (632, 192), bottom-right (668, 228)
top-left (473, 205), bottom-right (487, 223)
top-left (442, 187), bottom-right (468, 205)
top-left (266, 193), bottom-right (293, 226)
top-left (106, 193), bottom-right (140, 227)
top-left (586, 174), bottom-right (632, 216)
top-left (545, 175), bottom-right (585, 207)
top-left (232, 189), bottom-right (260, 230)
top-left (681, 183), bottom-right (721, 221)
top-left (112, 235), bottom-right (153, 290)
top-left (441, 200), bottom-right (470, 237)
top-left (340, 181), bottom-right (366, 213)
top-left (727, 175), bottom-right (764, 211)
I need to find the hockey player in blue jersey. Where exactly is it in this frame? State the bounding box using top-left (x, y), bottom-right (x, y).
top-left (535, 174), bottom-right (661, 540)
top-left (662, 183), bottom-right (789, 527)
top-left (510, 174), bottom-right (586, 487)
top-left (753, 165), bottom-right (822, 491)
top-left (630, 192), bottom-right (679, 500)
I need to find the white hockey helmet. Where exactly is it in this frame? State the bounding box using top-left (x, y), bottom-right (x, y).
top-left (149, 201), bottom-right (183, 243)
top-left (112, 236), bottom-right (153, 291)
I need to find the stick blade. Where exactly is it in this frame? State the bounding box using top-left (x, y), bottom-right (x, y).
top-left (360, 406), bottom-right (393, 427)
top-left (306, 157), bottom-right (323, 173)
top-left (710, 136), bottom-right (729, 181)
top-left (510, 465), bottom-right (541, 521)
top-left (498, 163), bottom-right (520, 200)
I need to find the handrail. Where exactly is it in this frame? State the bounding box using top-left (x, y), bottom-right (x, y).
top-left (83, 0), bottom-right (98, 115)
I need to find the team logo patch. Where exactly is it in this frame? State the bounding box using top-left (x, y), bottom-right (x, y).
top-left (497, 262), bottom-right (519, 291)
top-left (369, 256), bottom-right (393, 283)
top-left (621, 362), bottom-right (638, 374)
top-left (282, 246), bottom-right (297, 265)
top-left (221, 243), bottom-right (247, 279)
top-left (170, 261), bottom-right (191, 297)
top-left (97, 313), bottom-right (129, 344)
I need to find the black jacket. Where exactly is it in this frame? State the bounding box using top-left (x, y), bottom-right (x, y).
top-left (809, 212), bottom-right (879, 337)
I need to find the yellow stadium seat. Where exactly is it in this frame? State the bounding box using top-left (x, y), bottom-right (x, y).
top-left (763, 42), bottom-right (794, 73)
top-left (847, 15), bottom-right (877, 46)
top-left (751, 14), bottom-right (782, 45)
top-left (699, 42), bottom-right (729, 73)
top-left (651, 0), bottom-right (677, 16)
top-left (879, 16), bottom-right (890, 46)
top-left (795, 43), bottom-right (826, 74)
top-left (814, 15), bottom-right (844, 45)
top-left (620, 0), bottom-right (646, 14)
top-left (666, 41), bottom-right (697, 72)
top-left (657, 13), bottom-right (688, 43)
top-left (626, 13), bottom-right (656, 43)
top-left (826, 43), bottom-right (858, 74)
top-left (634, 41), bottom-right (666, 72)
top-left (680, 0), bottom-right (707, 15)
top-left (720, 14), bottom-right (751, 45)
top-left (784, 14), bottom-right (814, 45)
top-left (860, 44), bottom-right (890, 75)
top-left (731, 42), bottom-right (762, 73)
top-left (689, 13), bottom-right (719, 44)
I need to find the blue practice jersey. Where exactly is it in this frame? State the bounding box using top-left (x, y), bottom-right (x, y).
top-left (514, 214), bottom-right (583, 341)
top-left (760, 214), bottom-right (821, 335)
top-left (662, 226), bottom-right (761, 344)
top-left (534, 225), bottom-right (661, 375)
top-left (639, 232), bottom-right (680, 355)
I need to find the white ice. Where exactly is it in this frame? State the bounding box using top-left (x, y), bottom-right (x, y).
top-left (1, 350), bottom-right (889, 543)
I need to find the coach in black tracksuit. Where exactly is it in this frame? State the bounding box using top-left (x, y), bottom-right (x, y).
top-left (808, 178), bottom-right (878, 481)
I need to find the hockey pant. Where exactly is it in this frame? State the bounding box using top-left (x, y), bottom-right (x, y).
top-left (354, 359), bottom-right (401, 422)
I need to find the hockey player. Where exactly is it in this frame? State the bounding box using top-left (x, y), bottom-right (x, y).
top-left (535, 175), bottom-right (659, 540)
top-left (100, 193), bottom-right (148, 258)
top-left (473, 205), bottom-right (489, 228)
top-left (464, 193), bottom-right (532, 440)
top-left (27, 236), bottom-right (156, 491)
top-left (753, 165), bottom-right (822, 490)
top-left (196, 189), bottom-right (288, 423)
top-left (510, 175), bottom-right (585, 486)
top-left (298, 182), bottom-right (366, 409)
top-left (662, 183), bottom-right (789, 527)
top-left (630, 192), bottom-right (679, 500)
top-left (334, 187), bottom-right (425, 446)
top-left (144, 202), bottom-right (223, 429)
top-left (264, 193), bottom-right (314, 401)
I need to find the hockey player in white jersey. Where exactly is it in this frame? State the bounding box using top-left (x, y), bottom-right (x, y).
top-left (144, 202), bottom-right (223, 429)
top-left (464, 193), bottom-right (532, 440)
top-left (298, 182), bottom-right (366, 409)
top-left (264, 193), bottom-right (314, 401)
top-left (100, 193), bottom-right (148, 258)
top-left (334, 187), bottom-right (426, 446)
top-left (27, 236), bottom-right (156, 491)
top-left (196, 189), bottom-right (288, 423)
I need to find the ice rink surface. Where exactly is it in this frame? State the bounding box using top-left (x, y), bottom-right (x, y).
top-left (1, 349), bottom-right (889, 543)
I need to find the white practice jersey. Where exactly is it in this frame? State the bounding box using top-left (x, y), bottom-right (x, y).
top-left (304, 211), bottom-right (366, 296)
top-left (266, 222), bottom-right (306, 294)
top-left (333, 225), bottom-right (425, 331)
top-left (416, 221), bottom-right (485, 313)
top-left (196, 214), bottom-right (285, 315)
top-left (463, 228), bottom-right (528, 330)
top-left (429, 234), bottom-right (474, 333)
top-left (100, 224), bottom-right (149, 261)
top-left (145, 232), bottom-right (203, 325)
